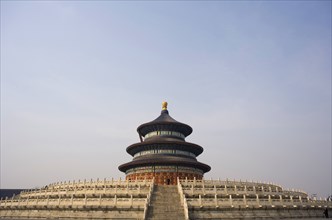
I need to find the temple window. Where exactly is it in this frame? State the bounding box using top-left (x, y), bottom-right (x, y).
top-left (144, 130), bottom-right (185, 139)
top-left (134, 149), bottom-right (196, 158)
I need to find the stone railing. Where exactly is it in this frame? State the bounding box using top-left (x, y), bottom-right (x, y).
top-left (46, 177), bottom-right (152, 190)
top-left (184, 194), bottom-right (332, 209)
top-left (17, 178), bottom-right (153, 199)
top-left (180, 178), bottom-right (282, 187)
top-left (0, 196), bottom-right (147, 209)
top-left (19, 185), bottom-right (150, 199)
top-left (179, 178), bottom-right (307, 197)
top-left (181, 187), bottom-right (308, 199)
top-left (143, 177), bottom-right (155, 220)
top-left (0, 177), bottom-right (155, 216)
top-left (180, 179), bottom-right (307, 197)
top-left (177, 177), bottom-right (189, 220)
top-left (178, 178), bottom-right (332, 210)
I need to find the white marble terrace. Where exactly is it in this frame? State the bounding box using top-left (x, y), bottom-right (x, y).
top-left (178, 178), bottom-right (332, 211)
top-left (0, 178), bottom-right (155, 219)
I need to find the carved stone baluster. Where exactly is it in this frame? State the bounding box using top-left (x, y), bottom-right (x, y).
top-left (243, 194), bottom-right (247, 207)
top-left (256, 194), bottom-right (260, 207)
top-left (114, 195), bottom-right (117, 207)
top-left (214, 194), bottom-right (219, 208)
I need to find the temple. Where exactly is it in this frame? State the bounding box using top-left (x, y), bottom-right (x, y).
top-left (1, 102), bottom-right (331, 219)
top-left (119, 102), bottom-right (211, 185)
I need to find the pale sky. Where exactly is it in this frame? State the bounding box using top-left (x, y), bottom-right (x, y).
top-left (1, 1), bottom-right (331, 198)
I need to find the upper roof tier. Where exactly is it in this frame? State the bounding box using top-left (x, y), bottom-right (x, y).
top-left (137, 102), bottom-right (193, 137)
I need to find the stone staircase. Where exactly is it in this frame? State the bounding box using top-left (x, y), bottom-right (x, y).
top-left (146, 185), bottom-right (185, 220)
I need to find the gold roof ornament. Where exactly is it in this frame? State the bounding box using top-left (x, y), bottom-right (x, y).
top-left (162, 101), bottom-right (168, 110)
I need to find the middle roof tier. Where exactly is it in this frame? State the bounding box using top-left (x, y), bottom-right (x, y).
top-left (126, 140), bottom-right (204, 157)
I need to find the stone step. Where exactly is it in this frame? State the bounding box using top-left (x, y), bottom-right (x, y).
top-left (153, 192), bottom-right (178, 195)
top-left (152, 195), bottom-right (180, 198)
top-left (147, 217), bottom-right (184, 219)
top-left (147, 216), bottom-right (185, 219)
top-left (147, 214), bottom-right (185, 218)
top-left (149, 205), bottom-right (182, 208)
top-left (149, 209), bottom-right (183, 212)
top-left (151, 197), bottom-right (181, 200)
top-left (148, 207), bottom-right (184, 211)
top-left (146, 185), bottom-right (185, 219)
top-left (150, 199), bottom-right (181, 202)
top-left (149, 204), bottom-right (183, 208)
top-left (147, 210), bottom-right (183, 213)
top-left (151, 196), bottom-right (180, 199)
top-left (154, 189), bottom-right (178, 191)
top-left (151, 195), bottom-right (180, 197)
top-left (148, 210), bottom-right (184, 214)
top-left (149, 205), bottom-right (182, 209)
top-left (153, 193), bottom-right (178, 195)
top-left (151, 199), bottom-right (181, 202)
top-left (147, 217), bottom-right (185, 220)
top-left (155, 189), bottom-right (178, 191)
top-left (150, 197), bottom-right (180, 201)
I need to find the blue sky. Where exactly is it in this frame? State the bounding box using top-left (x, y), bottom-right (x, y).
top-left (1, 1), bottom-right (331, 198)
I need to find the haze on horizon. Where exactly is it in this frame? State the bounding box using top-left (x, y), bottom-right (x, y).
top-left (1, 1), bottom-right (331, 198)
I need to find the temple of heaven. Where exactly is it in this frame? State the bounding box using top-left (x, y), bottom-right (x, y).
top-left (1, 102), bottom-right (331, 219)
top-left (119, 102), bottom-right (211, 185)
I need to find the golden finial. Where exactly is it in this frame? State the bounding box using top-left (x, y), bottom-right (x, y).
top-left (162, 101), bottom-right (168, 110)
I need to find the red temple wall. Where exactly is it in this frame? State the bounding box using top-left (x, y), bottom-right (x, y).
top-left (126, 172), bottom-right (203, 185)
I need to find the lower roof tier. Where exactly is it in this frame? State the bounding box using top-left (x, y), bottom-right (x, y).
top-left (118, 155), bottom-right (211, 173)
top-left (126, 140), bottom-right (204, 157)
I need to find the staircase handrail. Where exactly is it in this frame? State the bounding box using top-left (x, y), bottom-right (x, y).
top-left (143, 177), bottom-right (155, 220)
top-left (177, 177), bottom-right (189, 220)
